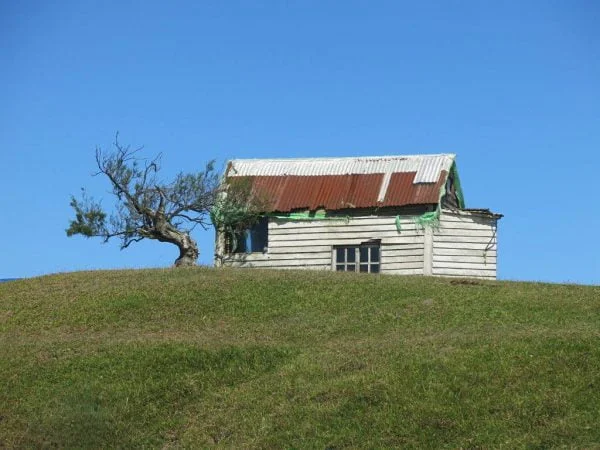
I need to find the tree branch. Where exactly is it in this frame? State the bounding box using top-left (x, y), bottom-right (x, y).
top-left (67, 134), bottom-right (227, 267)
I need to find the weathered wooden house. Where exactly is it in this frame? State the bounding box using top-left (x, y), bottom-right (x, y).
top-left (214, 154), bottom-right (502, 279)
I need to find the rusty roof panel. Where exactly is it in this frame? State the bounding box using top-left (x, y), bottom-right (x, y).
top-left (277, 176), bottom-right (319, 211)
top-left (250, 176), bottom-right (287, 211)
top-left (382, 172), bottom-right (417, 206)
top-left (252, 174), bottom-right (384, 212)
top-left (227, 154), bottom-right (454, 212)
top-left (382, 170), bottom-right (447, 206)
top-left (246, 172), bottom-right (442, 212)
top-left (346, 174), bottom-right (383, 208)
top-left (308, 176), bottom-right (344, 210)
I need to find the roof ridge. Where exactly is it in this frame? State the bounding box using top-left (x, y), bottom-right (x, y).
top-left (228, 153), bottom-right (455, 163)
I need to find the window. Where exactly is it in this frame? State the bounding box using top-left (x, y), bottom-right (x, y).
top-left (225, 217), bottom-right (268, 254)
top-left (334, 243), bottom-right (380, 273)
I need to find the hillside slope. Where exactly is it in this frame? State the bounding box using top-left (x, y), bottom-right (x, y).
top-left (1, 268), bottom-right (599, 448)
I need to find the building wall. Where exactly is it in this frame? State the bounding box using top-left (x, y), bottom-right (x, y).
top-left (220, 213), bottom-right (426, 275)
top-left (219, 208), bottom-right (499, 279)
top-left (431, 209), bottom-right (498, 279)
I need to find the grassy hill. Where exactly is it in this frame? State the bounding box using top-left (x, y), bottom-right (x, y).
top-left (1, 268), bottom-right (599, 448)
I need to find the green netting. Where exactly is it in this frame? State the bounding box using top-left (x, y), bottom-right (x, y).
top-left (395, 161), bottom-right (463, 232)
top-left (414, 210), bottom-right (440, 228)
top-left (270, 210), bottom-right (348, 222)
top-left (395, 210), bottom-right (439, 232)
top-left (278, 211), bottom-right (310, 220)
top-left (451, 161), bottom-right (465, 209)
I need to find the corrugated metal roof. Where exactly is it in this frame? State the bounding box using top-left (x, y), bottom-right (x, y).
top-left (226, 154), bottom-right (455, 212)
top-left (228, 154), bottom-right (455, 184)
top-left (382, 171), bottom-right (447, 207)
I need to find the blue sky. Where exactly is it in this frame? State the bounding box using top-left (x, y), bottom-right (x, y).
top-left (1, 1), bottom-right (598, 284)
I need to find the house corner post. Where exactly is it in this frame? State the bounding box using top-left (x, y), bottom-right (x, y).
top-left (214, 229), bottom-right (225, 268)
top-left (423, 226), bottom-right (433, 276)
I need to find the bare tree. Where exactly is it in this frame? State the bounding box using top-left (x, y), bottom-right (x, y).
top-left (66, 134), bottom-right (220, 266)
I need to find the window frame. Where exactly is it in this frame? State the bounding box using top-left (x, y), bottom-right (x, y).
top-left (225, 216), bottom-right (269, 254)
top-left (333, 242), bottom-right (381, 274)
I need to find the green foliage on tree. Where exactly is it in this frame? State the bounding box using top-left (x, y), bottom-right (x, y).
top-left (210, 177), bottom-right (271, 253)
top-left (66, 134), bottom-right (221, 266)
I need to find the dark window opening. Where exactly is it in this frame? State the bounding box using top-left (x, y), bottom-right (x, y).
top-left (442, 174), bottom-right (459, 209)
top-left (334, 243), bottom-right (380, 273)
top-left (226, 217), bottom-right (268, 254)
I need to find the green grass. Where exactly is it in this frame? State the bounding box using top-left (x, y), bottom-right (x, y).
top-left (1, 268), bottom-right (599, 448)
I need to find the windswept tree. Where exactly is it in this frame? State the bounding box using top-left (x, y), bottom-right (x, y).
top-left (66, 134), bottom-right (221, 267)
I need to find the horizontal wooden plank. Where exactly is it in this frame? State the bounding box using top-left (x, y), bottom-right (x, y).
top-left (270, 223), bottom-right (421, 236)
top-left (269, 217), bottom-right (420, 229)
top-left (270, 245), bottom-right (426, 256)
top-left (433, 247), bottom-right (497, 257)
top-left (267, 245), bottom-right (332, 254)
top-left (382, 243), bottom-right (424, 250)
top-left (433, 235), bottom-right (497, 244)
top-left (433, 255), bottom-right (496, 264)
top-left (434, 273), bottom-right (496, 280)
top-left (382, 255), bottom-right (424, 264)
top-left (441, 210), bottom-right (500, 220)
top-left (434, 228), bottom-right (496, 238)
top-left (269, 218), bottom-right (351, 227)
top-left (269, 252), bottom-right (332, 261)
top-left (258, 265), bottom-right (331, 271)
top-left (439, 214), bottom-right (495, 222)
top-left (383, 249), bottom-right (424, 256)
top-left (383, 249), bottom-right (424, 258)
top-left (434, 258), bottom-right (496, 267)
top-left (269, 230), bottom-right (424, 242)
top-left (433, 261), bottom-right (496, 270)
top-left (222, 254), bottom-right (328, 263)
top-left (437, 221), bottom-right (496, 231)
top-left (222, 253), bottom-right (269, 262)
top-left (346, 216), bottom-right (419, 224)
top-left (382, 268), bottom-right (424, 276)
top-left (433, 268), bottom-right (496, 277)
top-left (382, 261), bottom-right (424, 270)
top-left (433, 241), bottom-right (497, 251)
top-left (382, 265), bottom-right (424, 273)
top-left (268, 240), bottom-right (327, 248)
top-left (268, 236), bottom-right (424, 248)
top-left (439, 215), bottom-right (495, 225)
top-left (224, 258), bottom-right (332, 268)
top-left (269, 249), bottom-right (425, 259)
top-left (229, 265), bottom-right (333, 272)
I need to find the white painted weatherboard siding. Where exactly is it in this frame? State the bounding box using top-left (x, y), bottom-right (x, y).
top-left (432, 210), bottom-right (498, 279)
top-left (221, 215), bottom-right (425, 275)
top-left (221, 209), bottom-right (499, 279)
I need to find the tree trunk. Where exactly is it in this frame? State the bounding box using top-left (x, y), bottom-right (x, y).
top-left (174, 233), bottom-right (199, 267)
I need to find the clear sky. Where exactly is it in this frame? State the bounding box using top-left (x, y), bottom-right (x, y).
top-left (1, 1), bottom-right (599, 284)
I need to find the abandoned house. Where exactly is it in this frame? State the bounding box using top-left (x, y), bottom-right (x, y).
top-left (214, 154), bottom-right (502, 279)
